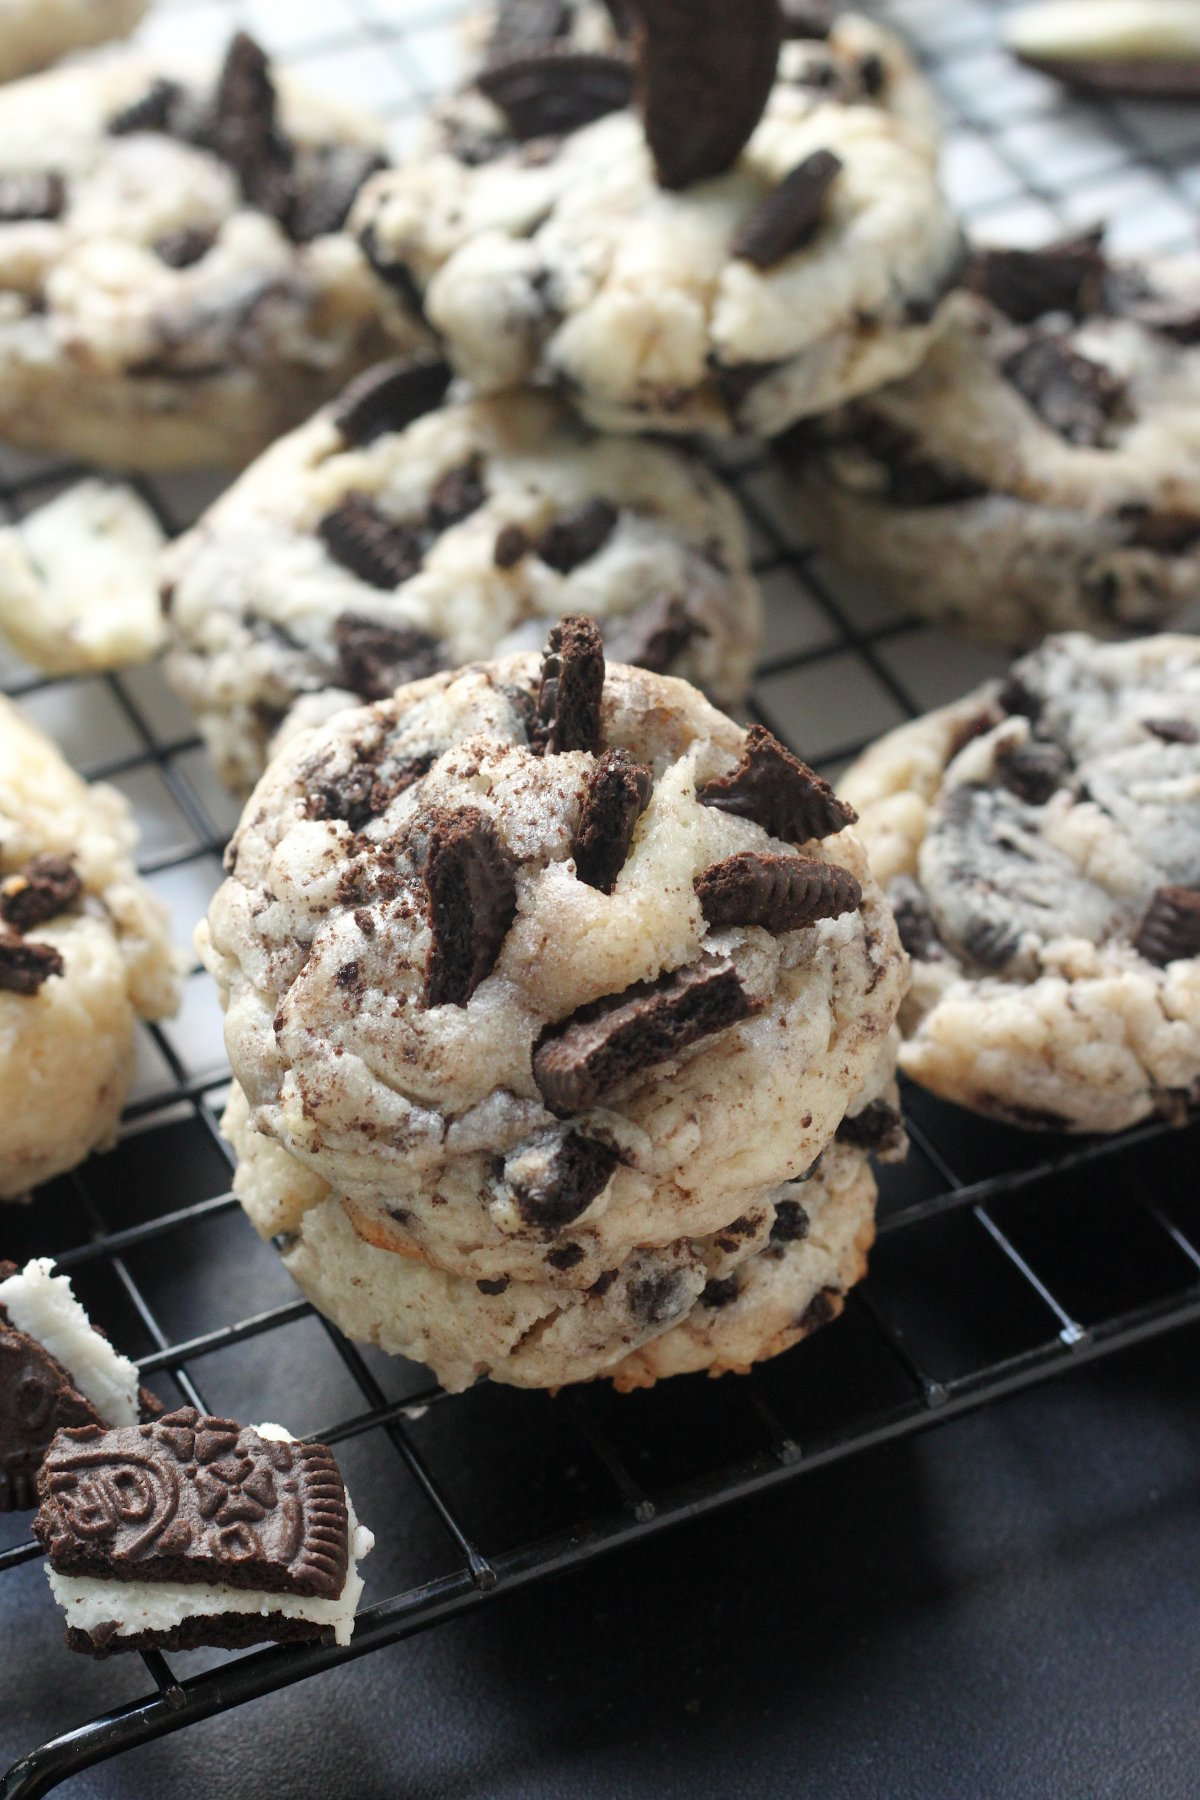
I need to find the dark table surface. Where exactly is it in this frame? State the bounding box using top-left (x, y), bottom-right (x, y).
top-left (6, 1317), bottom-right (1199, 1800)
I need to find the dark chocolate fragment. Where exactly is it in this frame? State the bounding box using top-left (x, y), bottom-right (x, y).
top-left (0, 172), bottom-right (65, 224)
top-left (797, 1286), bottom-right (840, 1335)
top-left (319, 493), bottom-right (424, 589)
top-left (732, 148), bottom-right (843, 269)
top-left (306, 748), bottom-right (434, 832)
top-left (333, 613), bottom-right (444, 703)
top-left (487, 0), bottom-right (573, 60)
top-left (421, 806), bottom-right (517, 1007)
top-left (996, 673), bottom-right (1043, 723)
top-left (0, 1317), bottom-right (103, 1512)
top-left (695, 850), bottom-right (861, 932)
top-left (770, 1198), bottom-right (810, 1243)
top-left (0, 935), bottom-right (63, 995)
top-left (571, 748), bottom-right (653, 893)
top-left (507, 1130), bottom-right (620, 1228)
top-left (535, 498), bottom-right (618, 573)
top-left (34, 1407), bottom-right (349, 1599)
top-left (780, 0), bottom-right (834, 38)
top-left (1144, 717), bottom-right (1199, 745)
top-left (589, 1268), bottom-right (620, 1298)
top-left (107, 78), bottom-right (185, 137)
top-left (836, 1099), bottom-right (904, 1154)
top-left (1000, 331), bottom-right (1127, 447)
top-left (0, 856), bottom-right (82, 933)
top-left (995, 738), bottom-right (1070, 806)
top-left (494, 523), bottom-right (531, 569)
top-left (331, 356), bottom-right (454, 448)
top-left (154, 226), bottom-right (216, 269)
top-left (288, 146), bottom-right (387, 243)
top-left (1122, 509), bottom-right (1200, 555)
top-left (533, 954), bottom-right (757, 1113)
top-left (476, 1276), bottom-right (511, 1295)
top-left (428, 460), bottom-right (487, 531)
top-left (602, 594), bottom-right (705, 676)
top-left (1133, 886), bottom-right (1200, 967)
top-left (698, 724), bottom-right (856, 843)
top-left (533, 615), bottom-right (606, 755)
top-left (626, 0), bottom-right (782, 190)
top-left (859, 50), bottom-right (885, 93)
top-left (546, 1242), bottom-right (585, 1270)
top-left (967, 229), bottom-right (1106, 324)
top-left (208, 32), bottom-right (292, 219)
top-left (477, 47), bottom-right (633, 139)
top-left (700, 1276), bottom-right (739, 1308)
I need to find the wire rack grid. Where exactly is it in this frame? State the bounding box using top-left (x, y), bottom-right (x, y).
top-left (2, 0), bottom-right (1200, 1794)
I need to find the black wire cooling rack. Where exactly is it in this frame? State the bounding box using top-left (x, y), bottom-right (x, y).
top-left (3, 0), bottom-right (1200, 1793)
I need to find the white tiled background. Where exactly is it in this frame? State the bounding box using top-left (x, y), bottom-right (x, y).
top-left (0, 0), bottom-right (1197, 1111)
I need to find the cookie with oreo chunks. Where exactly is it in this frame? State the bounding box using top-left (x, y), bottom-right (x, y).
top-left (841, 632), bottom-right (1200, 1134)
top-left (199, 632), bottom-right (904, 1308)
top-left (227, 1091), bottom-right (881, 1392)
top-left (352, 6), bottom-right (956, 437)
top-left (0, 35), bottom-right (411, 471)
top-left (0, 0), bottom-right (147, 83)
top-left (776, 232), bottom-right (1200, 647)
top-left (36, 1410), bottom-right (373, 1655)
top-left (0, 697), bottom-right (178, 1198)
top-left (161, 379), bottom-right (761, 794)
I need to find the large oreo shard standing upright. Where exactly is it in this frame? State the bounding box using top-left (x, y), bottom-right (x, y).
top-left (624, 0), bottom-right (783, 190)
top-left (572, 748), bottom-right (653, 892)
top-left (208, 32), bottom-right (292, 219)
top-left (533, 615), bottom-right (606, 755)
top-left (698, 724), bottom-right (856, 843)
top-left (421, 806), bottom-right (518, 1007)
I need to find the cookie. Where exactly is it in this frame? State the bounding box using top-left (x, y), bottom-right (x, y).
top-left (200, 628), bottom-right (906, 1304)
top-left (0, 480), bottom-right (165, 676)
top-left (226, 1085), bottom-right (881, 1392)
top-left (0, 696), bottom-right (179, 1197)
top-left (840, 632), bottom-right (1200, 1133)
top-left (162, 374), bottom-right (762, 794)
top-left (35, 1410), bottom-right (373, 1654)
top-left (351, 7), bottom-right (958, 436)
top-left (0, 0), bottom-right (147, 83)
top-left (0, 33), bottom-right (408, 471)
top-left (776, 233), bottom-right (1200, 647)
top-left (1005, 1), bottom-right (1200, 99)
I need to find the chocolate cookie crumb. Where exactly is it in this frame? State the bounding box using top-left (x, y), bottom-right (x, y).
top-left (770, 1199), bottom-right (810, 1243)
top-left (319, 494), bottom-right (424, 589)
top-left (695, 851), bottom-right (862, 932)
top-left (507, 1130), bottom-right (620, 1228)
top-left (421, 806), bottom-right (518, 1007)
top-left (333, 614), bottom-right (444, 701)
top-left (995, 738), bottom-right (1070, 806)
top-left (1000, 331), bottom-right (1127, 447)
top-left (476, 1276), bottom-right (510, 1295)
top-left (0, 935), bottom-right (64, 995)
top-left (572, 748), bottom-right (653, 892)
top-left (602, 593), bottom-right (705, 675)
top-left (1133, 885), bottom-right (1200, 967)
top-left (535, 498), bottom-right (618, 573)
top-left (732, 148), bottom-right (843, 269)
top-left (533, 615), bottom-right (606, 755)
top-left (700, 1276), bottom-right (739, 1308)
top-left (0, 856), bottom-right (82, 933)
top-left (494, 523), bottom-right (530, 569)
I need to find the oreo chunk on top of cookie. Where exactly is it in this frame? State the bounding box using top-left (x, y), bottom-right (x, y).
top-left (698, 724), bottom-right (857, 844)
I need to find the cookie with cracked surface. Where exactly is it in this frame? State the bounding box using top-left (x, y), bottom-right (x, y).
top-left (0, 696), bottom-right (179, 1197)
top-left (0, 0), bottom-right (147, 83)
top-left (841, 632), bottom-right (1200, 1132)
top-left (162, 382), bottom-right (761, 793)
top-left (352, 9), bottom-right (956, 436)
top-left (776, 232), bottom-right (1200, 647)
top-left (0, 34), bottom-right (409, 471)
top-left (200, 640), bottom-right (904, 1292)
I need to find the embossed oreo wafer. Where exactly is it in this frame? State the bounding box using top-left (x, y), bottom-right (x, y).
top-left (626, 0), bottom-right (782, 190)
top-left (36, 1409), bottom-right (374, 1655)
top-left (699, 726), bottom-right (857, 844)
top-left (695, 852), bottom-right (862, 931)
top-left (534, 615), bottom-right (606, 755)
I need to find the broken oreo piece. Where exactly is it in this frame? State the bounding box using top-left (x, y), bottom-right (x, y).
top-left (695, 851), bottom-right (862, 932)
top-left (331, 356), bottom-right (455, 448)
top-left (534, 615), bottom-right (606, 755)
top-left (535, 498), bottom-right (618, 573)
top-left (967, 229), bottom-right (1107, 324)
top-left (732, 148), bottom-right (843, 269)
top-left (505, 1129), bottom-right (621, 1228)
top-left (0, 1323), bottom-right (103, 1513)
top-left (602, 594), bottom-right (705, 676)
top-left (1143, 718), bottom-right (1199, 746)
top-left (1133, 885), bottom-right (1200, 967)
top-left (428, 460), bottom-right (487, 531)
top-left (288, 146), bottom-right (388, 243)
top-left (494, 523), bottom-right (531, 569)
top-left (995, 738), bottom-right (1071, 806)
top-left (0, 856), bottom-right (82, 933)
top-left (626, 0), bottom-right (782, 190)
top-left (487, 0), bottom-right (573, 60)
top-left (208, 32), bottom-right (292, 220)
top-left (572, 748), bottom-right (653, 893)
top-left (107, 78), bottom-right (185, 138)
top-left (477, 46), bottom-right (634, 140)
top-left (154, 226), bottom-right (217, 269)
top-left (0, 172), bottom-right (65, 224)
top-left (421, 806), bottom-right (518, 1007)
top-left (319, 493), bottom-right (424, 589)
top-left (698, 725), bottom-right (857, 844)
top-left (836, 1099), bottom-right (904, 1154)
top-left (0, 934), bottom-right (64, 995)
top-left (1000, 331), bottom-right (1127, 448)
top-left (332, 613), bottom-right (445, 702)
top-left (533, 954), bottom-right (757, 1113)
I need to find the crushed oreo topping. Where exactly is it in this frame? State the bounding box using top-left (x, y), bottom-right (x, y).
top-left (306, 749), bottom-right (434, 832)
top-left (0, 935), bottom-right (64, 995)
top-left (698, 725), bottom-right (857, 844)
top-left (770, 1198), bottom-right (810, 1243)
top-left (153, 226), bottom-right (216, 269)
top-left (318, 493), bottom-right (424, 589)
top-left (331, 356), bottom-right (454, 448)
top-left (0, 856), bottom-right (82, 933)
top-left (0, 172), bottom-right (65, 224)
top-left (288, 146), bottom-right (387, 243)
top-left (571, 748), bottom-right (653, 893)
top-left (700, 1276), bottom-right (739, 1309)
top-left (420, 806), bottom-right (518, 1007)
top-left (332, 613), bottom-right (445, 702)
top-left (967, 228), bottom-right (1106, 324)
top-left (1000, 331), bottom-right (1127, 447)
top-left (477, 46), bottom-right (633, 139)
top-left (506, 1130), bottom-right (620, 1229)
top-left (34, 1407), bottom-right (350, 1599)
top-left (695, 851), bottom-right (862, 932)
top-left (533, 954), bottom-right (757, 1113)
top-left (602, 594), bottom-right (705, 677)
top-left (995, 738), bottom-right (1071, 806)
top-left (1144, 718), bottom-right (1199, 745)
top-left (627, 0), bottom-right (782, 190)
top-left (535, 498), bottom-right (618, 573)
top-left (208, 32), bottom-right (292, 220)
top-left (494, 523), bottom-right (531, 569)
top-left (1133, 886), bottom-right (1200, 967)
top-left (533, 615), bottom-right (606, 756)
top-left (732, 148), bottom-right (843, 269)
top-left (837, 1099), bottom-right (904, 1153)
top-left (107, 77), bottom-right (185, 137)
